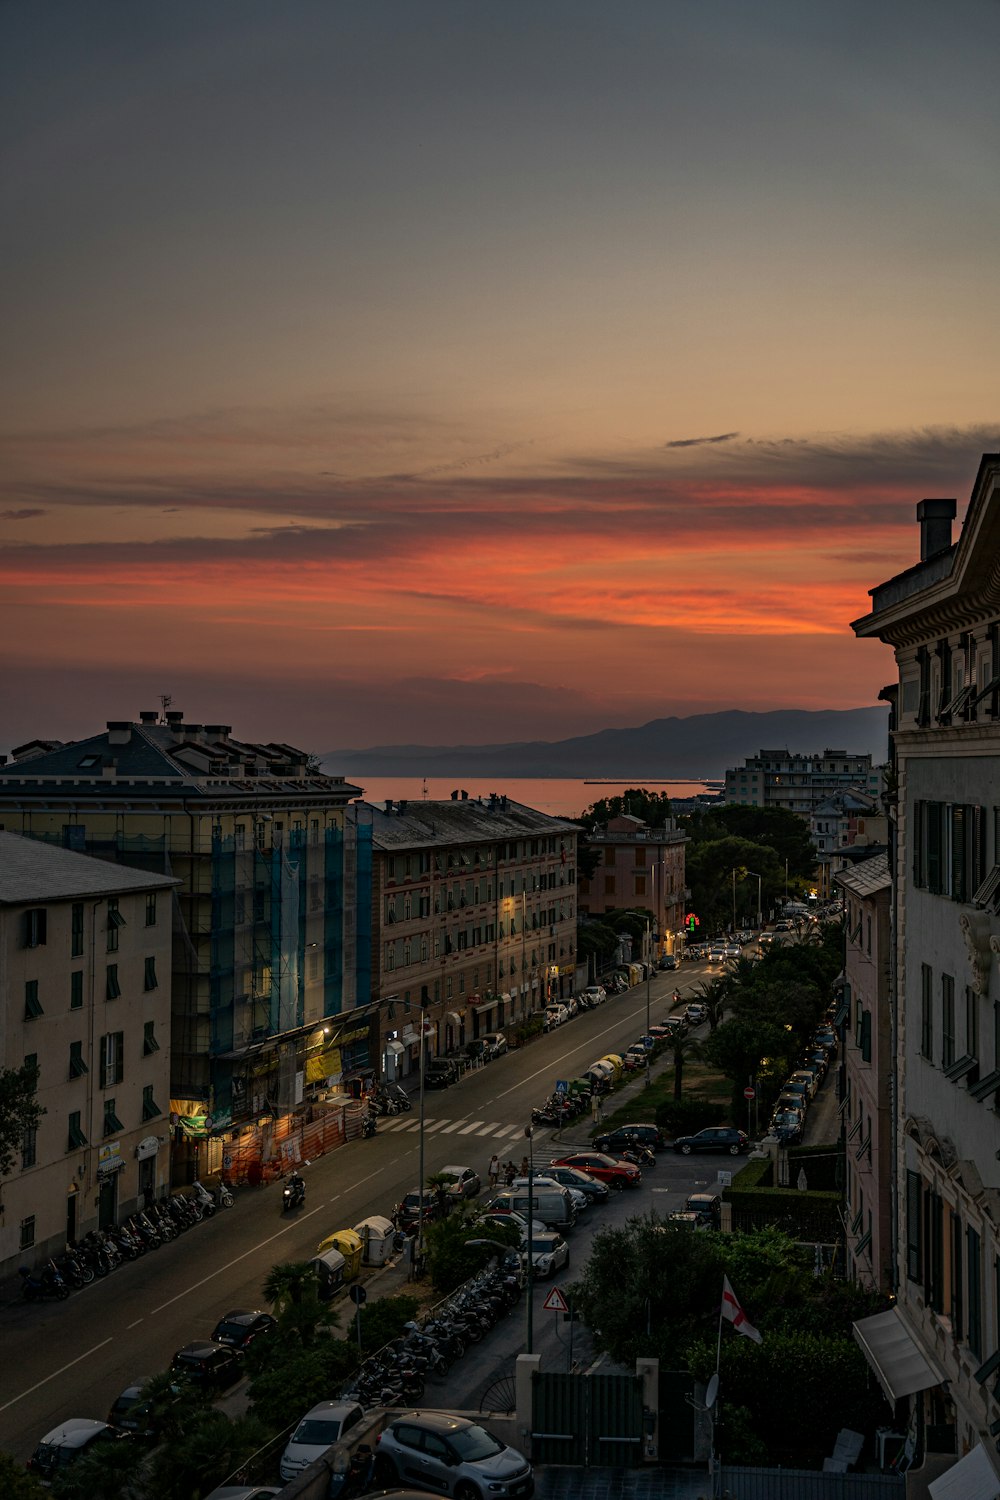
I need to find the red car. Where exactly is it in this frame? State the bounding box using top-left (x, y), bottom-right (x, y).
top-left (553, 1152), bottom-right (641, 1188)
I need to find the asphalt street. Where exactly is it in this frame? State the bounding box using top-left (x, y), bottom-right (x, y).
top-left (0, 958), bottom-right (733, 1463)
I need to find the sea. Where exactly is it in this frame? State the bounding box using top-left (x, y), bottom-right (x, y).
top-left (346, 776), bottom-right (719, 821)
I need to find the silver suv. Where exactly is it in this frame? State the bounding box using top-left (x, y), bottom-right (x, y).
top-left (375, 1411), bottom-right (534, 1499)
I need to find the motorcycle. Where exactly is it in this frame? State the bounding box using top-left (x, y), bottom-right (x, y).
top-left (215, 1179), bottom-right (235, 1210)
top-left (191, 1181), bottom-right (217, 1218)
top-left (282, 1174), bottom-right (306, 1212)
top-left (361, 1114), bottom-right (377, 1139)
top-left (19, 1264), bottom-right (70, 1302)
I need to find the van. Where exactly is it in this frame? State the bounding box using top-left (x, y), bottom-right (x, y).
top-left (489, 1186), bottom-right (577, 1234)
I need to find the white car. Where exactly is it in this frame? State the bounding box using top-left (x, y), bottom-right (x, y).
top-left (511, 1175), bottom-right (589, 1214)
top-left (582, 985), bottom-right (607, 1003)
top-left (279, 1401), bottom-right (365, 1481)
top-left (684, 1003), bottom-right (708, 1025)
top-left (482, 1032), bottom-right (508, 1058)
top-left (527, 1230), bottom-right (570, 1278)
top-left (439, 1164), bottom-right (481, 1198)
top-left (544, 1004), bottom-right (568, 1029)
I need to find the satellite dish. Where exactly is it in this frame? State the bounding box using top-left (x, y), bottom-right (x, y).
top-left (705, 1374), bottom-right (719, 1410)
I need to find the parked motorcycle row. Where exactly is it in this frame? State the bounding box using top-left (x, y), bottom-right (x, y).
top-left (18, 1182), bottom-right (234, 1304)
top-left (342, 1258), bottom-right (522, 1410)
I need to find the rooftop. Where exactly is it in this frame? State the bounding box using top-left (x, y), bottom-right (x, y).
top-left (364, 796), bottom-right (579, 850)
top-left (834, 851), bottom-right (891, 898)
top-left (0, 832), bottom-right (179, 904)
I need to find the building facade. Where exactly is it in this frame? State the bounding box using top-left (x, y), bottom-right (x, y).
top-left (0, 712), bottom-right (369, 1181)
top-left (578, 813), bottom-right (688, 957)
top-left (811, 789), bottom-right (888, 898)
top-left (366, 793), bottom-right (579, 1078)
top-left (851, 458), bottom-right (1000, 1488)
top-left (725, 748), bottom-right (883, 815)
top-left (0, 834), bottom-right (176, 1280)
top-left (836, 852), bottom-right (893, 1292)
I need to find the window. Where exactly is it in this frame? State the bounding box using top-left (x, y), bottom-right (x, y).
top-left (968, 1227), bottom-right (983, 1358)
top-left (941, 974), bottom-right (955, 1068)
top-left (103, 1098), bottom-right (124, 1137)
top-left (70, 969), bottom-right (83, 1009)
top-left (23, 907), bottom-right (47, 948)
top-left (68, 1111), bottom-right (88, 1150)
top-left (951, 1211), bottom-right (964, 1340)
top-left (107, 897), bottom-right (127, 951)
top-left (860, 1010), bottom-right (872, 1063)
top-left (100, 1031), bottom-right (124, 1089)
top-left (142, 1085), bottom-right (162, 1122)
top-left (21, 1120), bottom-right (37, 1170)
top-left (145, 892), bottom-right (157, 926)
top-left (923, 1189), bottom-right (944, 1312)
top-left (920, 965), bottom-right (933, 1060)
top-left (69, 1040), bottom-right (88, 1079)
top-left (19, 1216), bottom-right (35, 1252)
top-left (71, 901), bottom-right (84, 957)
top-left (24, 980), bottom-right (43, 1020)
top-left (144, 956), bottom-right (158, 991)
top-left (967, 986), bottom-right (980, 1062)
top-left (106, 964), bottom-right (120, 1000)
top-left (143, 1020), bottom-right (159, 1055)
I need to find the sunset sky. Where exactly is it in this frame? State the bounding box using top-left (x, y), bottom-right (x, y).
top-left (2, 1), bottom-right (998, 753)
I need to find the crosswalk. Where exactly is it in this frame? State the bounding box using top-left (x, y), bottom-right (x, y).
top-left (375, 1112), bottom-right (566, 1164)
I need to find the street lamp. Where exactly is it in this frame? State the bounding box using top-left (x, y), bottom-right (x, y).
top-left (416, 1001), bottom-right (427, 1265)
top-left (745, 870), bottom-right (762, 930)
top-left (524, 1124), bottom-right (535, 1353)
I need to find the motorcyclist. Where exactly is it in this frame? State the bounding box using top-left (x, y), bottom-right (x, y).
top-left (287, 1170), bottom-right (305, 1204)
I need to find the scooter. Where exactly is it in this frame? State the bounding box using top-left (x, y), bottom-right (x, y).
top-left (191, 1181), bottom-right (217, 1218)
top-left (361, 1114), bottom-right (377, 1139)
top-left (19, 1264), bottom-right (70, 1302)
top-left (282, 1174), bottom-right (306, 1212)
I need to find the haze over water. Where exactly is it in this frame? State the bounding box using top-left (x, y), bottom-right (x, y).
top-left (351, 777), bottom-right (717, 821)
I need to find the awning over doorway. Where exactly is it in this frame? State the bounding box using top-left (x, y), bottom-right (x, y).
top-left (400, 1026), bottom-right (418, 1046)
top-left (385, 1040), bottom-right (404, 1056)
top-left (928, 1444), bottom-right (1000, 1500)
top-left (852, 1306), bottom-right (945, 1404)
top-left (445, 1012), bottom-right (462, 1028)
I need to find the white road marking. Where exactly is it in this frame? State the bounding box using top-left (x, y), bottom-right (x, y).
top-left (458, 1120), bottom-right (485, 1135)
top-left (494, 1000), bottom-right (657, 1099)
top-left (439, 1120), bottom-right (467, 1133)
top-left (126, 1318), bottom-right (143, 1328)
top-left (425, 1120), bottom-right (447, 1132)
top-left (491, 1124), bottom-right (518, 1137)
top-left (0, 1338), bottom-right (112, 1415)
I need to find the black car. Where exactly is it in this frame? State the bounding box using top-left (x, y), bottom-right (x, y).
top-left (770, 1108), bottom-right (804, 1144)
top-left (671, 1127), bottom-right (749, 1156)
top-left (170, 1341), bottom-right (244, 1391)
top-left (593, 1123), bottom-right (666, 1155)
top-left (210, 1309), bottom-right (277, 1353)
top-left (106, 1382), bottom-right (161, 1442)
top-left (425, 1059), bottom-right (459, 1088)
top-left (397, 1189), bottom-right (446, 1232)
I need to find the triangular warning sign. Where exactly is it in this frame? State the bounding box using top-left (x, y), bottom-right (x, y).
top-left (542, 1285), bottom-right (569, 1312)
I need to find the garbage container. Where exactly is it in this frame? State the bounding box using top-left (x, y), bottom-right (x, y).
top-left (316, 1227), bottom-right (363, 1280)
top-left (354, 1215), bottom-right (396, 1267)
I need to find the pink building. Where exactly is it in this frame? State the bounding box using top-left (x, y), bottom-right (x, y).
top-left (578, 814), bottom-right (688, 956)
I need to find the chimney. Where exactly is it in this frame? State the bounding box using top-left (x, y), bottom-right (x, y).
top-left (139, 710), bottom-right (158, 725)
top-left (461, 789), bottom-right (468, 800)
top-left (181, 723), bottom-right (204, 740)
top-left (165, 710), bottom-right (184, 727)
top-left (205, 724), bottom-right (231, 741)
top-left (916, 499), bottom-right (957, 560)
top-left (106, 721), bottom-right (131, 745)
top-left (451, 790), bottom-right (459, 801)
top-left (384, 798), bottom-right (393, 813)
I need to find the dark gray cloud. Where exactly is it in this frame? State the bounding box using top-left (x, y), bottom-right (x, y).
top-left (664, 432), bottom-right (740, 449)
top-left (0, 506), bottom-right (45, 520)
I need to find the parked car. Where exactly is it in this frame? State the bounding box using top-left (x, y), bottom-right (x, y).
top-left (488, 1187), bottom-right (576, 1234)
top-left (479, 1210), bottom-right (547, 1240)
top-left (526, 1231), bottom-right (570, 1279)
top-left (439, 1164), bottom-right (481, 1199)
top-left (685, 1192), bottom-right (722, 1226)
top-left (511, 1176), bottom-right (589, 1215)
top-left (106, 1379), bottom-right (183, 1442)
top-left (536, 1163), bottom-right (611, 1205)
top-left (397, 1189), bottom-right (446, 1232)
top-left (553, 1151), bottom-right (642, 1188)
top-left (781, 1078), bottom-right (811, 1109)
top-left (770, 1108), bottom-right (804, 1144)
top-left (424, 1058), bottom-right (459, 1088)
top-left (210, 1309), bottom-right (277, 1353)
top-left (544, 1004), bottom-right (568, 1030)
top-left (280, 1400), bottom-right (366, 1482)
top-left (28, 1421), bottom-right (125, 1481)
top-left (205, 1488), bottom-right (281, 1500)
top-left (788, 1067), bottom-right (821, 1099)
top-left (658, 954), bottom-right (679, 970)
top-left (375, 1411), bottom-right (533, 1499)
top-left (170, 1341), bottom-right (244, 1391)
top-left (671, 1127), bottom-right (749, 1156)
top-left (773, 1090), bottom-right (809, 1119)
top-left (581, 985), bottom-right (607, 1004)
top-left (684, 1003), bottom-right (708, 1025)
top-left (482, 1031), bottom-right (508, 1058)
top-left (593, 1123), bottom-right (666, 1155)
top-left (463, 1038), bottom-right (493, 1065)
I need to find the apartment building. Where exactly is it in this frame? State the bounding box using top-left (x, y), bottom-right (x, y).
top-left (725, 748), bottom-right (883, 815)
top-left (836, 852), bottom-right (893, 1293)
top-left (851, 457), bottom-right (1000, 1491)
top-left (578, 813), bottom-right (688, 957)
top-left (0, 712), bottom-right (367, 1181)
top-left (366, 793), bottom-right (579, 1077)
top-left (0, 834), bottom-right (176, 1280)
top-left (811, 788), bottom-right (888, 898)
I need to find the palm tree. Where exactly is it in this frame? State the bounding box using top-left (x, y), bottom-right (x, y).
top-left (691, 976), bottom-right (726, 1032)
top-left (670, 1032), bottom-right (705, 1101)
top-left (262, 1259), bottom-right (333, 1347)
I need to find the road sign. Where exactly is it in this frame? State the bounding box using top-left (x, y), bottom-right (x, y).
top-left (554, 1080), bottom-right (567, 1094)
top-left (543, 1285), bottom-right (569, 1313)
top-left (743, 1086), bottom-right (756, 1100)
top-left (349, 1283), bottom-right (368, 1306)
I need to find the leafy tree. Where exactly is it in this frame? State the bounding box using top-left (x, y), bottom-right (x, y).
top-left (578, 789), bottom-right (673, 833)
top-left (423, 1208), bottom-right (520, 1295)
top-left (51, 1436), bottom-right (146, 1500)
top-left (262, 1259), bottom-right (339, 1348)
top-left (247, 1340), bottom-right (359, 1431)
top-left (576, 919), bottom-right (619, 973)
top-left (668, 1031), bottom-right (704, 1101)
top-left (0, 1453), bottom-right (47, 1500)
top-left (0, 1061), bottom-right (44, 1178)
top-left (702, 1015), bottom-right (789, 1118)
top-left (145, 1410), bottom-right (272, 1500)
top-left (684, 837), bottom-right (784, 933)
top-left (357, 1293), bottom-right (420, 1354)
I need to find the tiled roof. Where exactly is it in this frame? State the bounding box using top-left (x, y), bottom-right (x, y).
top-left (365, 798), bottom-right (579, 850)
top-left (0, 832), bottom-right (179, 904)
top-left (834, 851), bottom-right (891, 896)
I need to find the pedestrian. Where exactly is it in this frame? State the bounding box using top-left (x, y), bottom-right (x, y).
top-left (519, 1155), bottom-right (529, 1178)
top-left (488, 1153), bottom-right (501, 1190)
top-left (672, 989), bottom-right (681, 1007)
top-left (504, 1160), bottom-right (516, 1187)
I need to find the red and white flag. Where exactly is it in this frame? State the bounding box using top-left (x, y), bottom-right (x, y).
top-left (721, 1276), bottom-right (762, 1342)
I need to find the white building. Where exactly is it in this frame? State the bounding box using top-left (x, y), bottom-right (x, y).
top-left (851, 457), bottom-right (1000, 1492)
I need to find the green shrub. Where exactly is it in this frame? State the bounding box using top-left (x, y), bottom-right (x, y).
top-left (357, 1293), bottom-right (421, 1353)
top-left (654, 1095), bottom-right (726, 1136)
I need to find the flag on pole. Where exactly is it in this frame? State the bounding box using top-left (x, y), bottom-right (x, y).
top-left (721, 1276), bottom-right (762, 1342)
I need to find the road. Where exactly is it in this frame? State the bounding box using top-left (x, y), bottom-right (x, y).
top-left (0, 962), bottom-right (721, 1463)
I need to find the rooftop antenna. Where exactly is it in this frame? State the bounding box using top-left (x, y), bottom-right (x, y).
top-left (422, 777), bottom-right (428, 800)
top-left (159, 693), bottom-right (172, 723)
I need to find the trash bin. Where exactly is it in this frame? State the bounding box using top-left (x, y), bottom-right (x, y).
top-left (316, 1228), bottom-right (363, 1280)
top-left (311, 1247), bottom-right (346, 1301)
top-left (354, 1215), bottom-right (396, 1267)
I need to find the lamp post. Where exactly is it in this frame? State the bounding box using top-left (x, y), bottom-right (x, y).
top-left (644, 918), bottom-right (653, 1089)
top-left (745, 870), bottom-right (762, 931)
top-left (416, 999), bottom-right (427, 1266)
top-left (525, 1124), bottom-right (534, 1353)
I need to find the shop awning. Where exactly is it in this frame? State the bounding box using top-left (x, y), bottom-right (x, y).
top-left (385, 1040), bottom-right (404, 1056)
top-left (445, 1012), bottom-right (462, 1028)
top-left (400, 1026), bottom-right (418, 1045)
top-left (928, 1444), bottom-right (1000, 1500)
top-left (853, 1307), bottom-right (945, 1404)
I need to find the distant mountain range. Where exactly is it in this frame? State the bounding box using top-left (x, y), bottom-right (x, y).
top-left (323, 706), bottom-right (890, 778)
